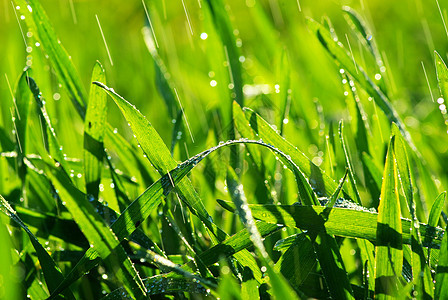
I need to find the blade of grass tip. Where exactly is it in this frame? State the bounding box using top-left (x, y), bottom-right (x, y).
top-left (306, 18), bottom-right (412, 149)
top-left (26, 76), bottom-right (72, 174)
top-left (204, 0), bottom-right (244, 106)
top-left (339, 121), bottom-right (362, 205)
top-left (0, 195), bottom-right (76, 299)
top-left (14, 70), bottom-right (33, 184)
top-left (435, 223), bottom-right (448, 299)
top-left (13, 0), bottom-right (87, 118)
top-left (84, 62), bottom-right (107, 199)
top-left (142, 15), bottom-right (179, 119)
top-left (342, 6), bottom-right (388, 92)
top-left (435, 51), bottom-right (448, 130)
top-left (392, 124), bottom-right (433, 298)
top-left (427, 192), bottom-right (447, 262)
top-left (44, 163), bottom-right (147, 299)
top-left (428, 192), bottom-right (447, 229)
top-left (375, 135), bottom-right (403, 298)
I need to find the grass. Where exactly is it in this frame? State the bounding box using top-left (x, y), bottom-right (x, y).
top-left (1, 0), bottom-right (448, 299)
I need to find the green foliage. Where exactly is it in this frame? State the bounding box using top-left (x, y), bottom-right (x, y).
top-left (1, 1), bottom-right (448, 299)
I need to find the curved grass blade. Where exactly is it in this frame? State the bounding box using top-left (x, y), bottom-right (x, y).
top-left (49, 139), bottom-right (287, 296)
top-left (84, 62), bottom-right (107, 199)
top-left (44, 164), bottom-right (147, 299)
top-left (0, 195), bottom-right (75, 299)
top-left (13, 0), bottom-right (87, 118)
top-left (374, 136), bottom-right (403, 298)
top-left (217, 200), bottom-right (442, 248)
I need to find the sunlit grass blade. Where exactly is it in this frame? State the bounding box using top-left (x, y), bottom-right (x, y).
top-left (84, 62), bottom-right (107, 199)
top-left (217, 200), bottom-right (442, 248)
top-left (44, 163), bottom-right (147, 299)
top-left (13, 0), bottom-right (87, 118)
top-left (374, 135), bottom-right (403, 298)
top-left (0, 194), bottom-right (75, 299)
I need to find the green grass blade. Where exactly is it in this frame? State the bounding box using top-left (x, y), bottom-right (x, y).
top-left (105, 274), bottom-right (210, 299)
top-left (44, 164), bottom-right (147, 299)
top-left (14, 0), bottom-right (87, 118)
top-left (0, 195), bottom-right (75, 299)
top-left (205, 0), bottom-right (244, 106)
top-left (393, 124), bottom-right (434, 297)
top-left (217, 200), bottom-right (442, 248)
top-left (339, 121), bottom-right (362, 205)
top-left (15, 206), bottom-right (88, 248)
top-left (14, 70), bottom-right (33, 183)
top-left (313, 232), bottom-right (354, 299)
top-left (435, 51), bottom-right (448, 101)
top-left (84, 62), bottom-right (107, 199)
top-left (306, 18), bottom-right (410, 146)
top-left (429, 192), bottom-right (446, 228)
top-left (274, 233), bottom-right (317, 288)
top-left (435, 223), bottom-right (448, 299)
top-left (374, 136), bottom-right (403, 298)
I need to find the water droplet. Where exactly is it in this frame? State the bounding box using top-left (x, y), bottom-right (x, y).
top-left (210, 80), bottom-right (217, 87)
top-left (200, 32), bottom-right (208, 40)
top-left (374, 73), bottom-right (382, 80)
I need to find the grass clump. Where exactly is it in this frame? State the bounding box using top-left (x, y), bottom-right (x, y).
top-left (1, 0), bottom-right (448, 299)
